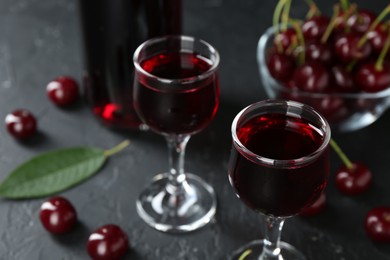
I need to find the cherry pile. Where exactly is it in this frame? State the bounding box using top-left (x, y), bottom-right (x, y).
top-left (40, 196), bottom-right (129, 259)
top-left (267, 0), bottom-right (390, 124)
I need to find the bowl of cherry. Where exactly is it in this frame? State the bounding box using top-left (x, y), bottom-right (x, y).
top-left (256, 2), bottom-right (390, 132)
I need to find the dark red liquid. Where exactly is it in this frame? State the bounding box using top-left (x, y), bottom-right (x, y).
top-left (134, 52), bottom-right (220, 135)
top-left (229, 113), bottom-right (329, 217)
top-left (79, 0), bottom-right (182, 130)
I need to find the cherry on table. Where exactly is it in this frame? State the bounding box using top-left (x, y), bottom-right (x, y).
top-left (5, 109), bottom-right (37, 139)
top-left (330, 139), bottom-right (373, 196)
top-left (46, 76), bottom-right (79, 106)
top-left (87, 224), bottom-right (129, 260)
top-left (331, 65), bottom-right (359, 93)
top-left (300, 192), bottom-right (326, 217)
top-left (365, 207), bottom-right (390, 243)
top-left (335, 161), bottom-right (372, 196)
top-left (39, 196), bottom-right (78, 234)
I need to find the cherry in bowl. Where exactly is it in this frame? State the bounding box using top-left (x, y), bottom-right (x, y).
top-left (257, 26), bottom-right (390, 133)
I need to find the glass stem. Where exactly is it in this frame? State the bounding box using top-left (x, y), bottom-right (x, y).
top-left (165, 134), bottom-right (191, 193)
top-left (259, 216), bottom-right (285, 260)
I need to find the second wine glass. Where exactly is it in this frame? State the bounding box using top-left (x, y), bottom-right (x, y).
top-left (133, 35), bottom-right (220, 233)
top-left (228, 99), bottom-right (331, 259)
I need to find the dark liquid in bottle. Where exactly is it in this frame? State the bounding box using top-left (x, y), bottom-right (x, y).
top-left (229, 113), bottom-right (329, 217)
top-left (78, 0), bottom-right (182, 130)
top-left (134, 52), bottom-right (220, 135)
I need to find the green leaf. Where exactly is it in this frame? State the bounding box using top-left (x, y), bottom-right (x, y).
top-left (0, 140), bottom-right (130, 199)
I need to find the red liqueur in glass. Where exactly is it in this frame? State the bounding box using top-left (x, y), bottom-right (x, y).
top-left (229, 113), bottom-right (329, 217)
top-left (134, 52), bottom-right (220, 135)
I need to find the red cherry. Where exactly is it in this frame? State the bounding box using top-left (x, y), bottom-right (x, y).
top-left (355, 62), bottom-right (390, 93)
top-left (334, 33), bottom-right (372, 64)
top-left (87, 224), bottom-right (129, 260)
top-left (292, 62), bottom-right (330, 93)
top-left (39, 196), bottom-right (77, 234)
top-left (347, 9), bottom-right (376, 34)
top-left (311, 96), bottom-right (348, 123)
top-left (368, 25), bottom-right (390, 55)
top-left (331, 65), bottom-right (359, 93)
top-left (300, 192), bottom-right (326, 217)
top-left (273, 28), bottom-right (297, 51)
top-left (335, 162), bottom-right (372, 196)
top-left (278, 79), bottom-right (307, 104)
top-left (267, 52), bottom-right (295, 80)
top-left (46, 76), bottom-right (79, 106)
top-left (305, 42), bottom-right (333, 64)
top-left (302, 15), bottom-right (330, 41)
top-left (5, 109), bottom-right (37, 139)
top-left (334, 10), bottom-right (350, 33)
top-left (365, 207), bottom-right (390, 243)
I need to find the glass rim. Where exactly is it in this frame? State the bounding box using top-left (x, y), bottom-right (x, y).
top-left (133, 35), bottom-right (220, 85)
top-left (231, 99), bottom-right (331, 168)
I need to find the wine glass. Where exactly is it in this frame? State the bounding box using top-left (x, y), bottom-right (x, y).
top-left (132, 35), bottom-right (220, 233)
top-left (228, 99), bottom-right (331, 259)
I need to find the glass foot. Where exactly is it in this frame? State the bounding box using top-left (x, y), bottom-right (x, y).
top-left (136, 172), bottom-right (217, 233)
top-left (230, 240), bottom-right (306, 260)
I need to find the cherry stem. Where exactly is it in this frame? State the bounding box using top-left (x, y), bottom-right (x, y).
top-left (104, 139), bottom-right (131, 157)
top-left (357, 4), bottom-right (390, 48)
top-left (375, 26), bottom-right (390, 71)
top-left (273, 0), bottom-right (287, 34)
top-left (281, 0), bottom-right (292, 32)
top-left (329, 139), bottom-right (354, 170)
top-left (340, 0), bottom-right (350, 11)
top-left (343, 4), bottom-right (357, 34)
top-left (293, 21), bottom-right (305, 65)
top-left (273, 0), bottom-right (288, 53)
top-left (346, 59), bottom-right (357, 72)
top-left (321, 4), bottom-right (340, 44)
top-left (286, 36), bottom-right (298, 56)
top-left (304, 0), bottom-right (321, 19)
top-left (238, 249), bottom-right (253, 260)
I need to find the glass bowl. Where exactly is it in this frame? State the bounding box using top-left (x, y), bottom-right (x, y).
top-left (256, 26), bottom-right (390, 132)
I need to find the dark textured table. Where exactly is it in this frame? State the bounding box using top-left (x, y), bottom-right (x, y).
top-left (1, 0), bottom-right (390, 259)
